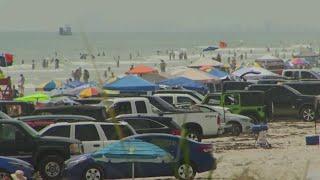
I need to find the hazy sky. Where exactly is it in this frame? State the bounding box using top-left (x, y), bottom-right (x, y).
top-left (0, 0), bottom-right (319, 32)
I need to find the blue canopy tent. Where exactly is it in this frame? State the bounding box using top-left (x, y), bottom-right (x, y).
top-left (103, 75), bottom-right (159, 92)
top-left (208, 69), bottom-right (229, 79)
top-left (158, 77), bottom-right (208, 94)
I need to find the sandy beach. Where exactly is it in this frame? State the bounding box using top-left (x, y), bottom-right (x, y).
top-left (195, 120), bottom-right (319, 180)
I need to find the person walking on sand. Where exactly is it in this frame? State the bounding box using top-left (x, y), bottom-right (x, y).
top-left (55, 58), bottom-right (59, 69)
top-left (18, 74), bottom-right (25, 96)
top-left (160, 60), bottom-right (166, 72)
top-left (83, 69), bottom-right (90, 83)
top-left (117, 56), bottom-right (120, 67)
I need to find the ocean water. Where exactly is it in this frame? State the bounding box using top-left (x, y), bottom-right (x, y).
top-left (0, 31), bottom-right (318, 94)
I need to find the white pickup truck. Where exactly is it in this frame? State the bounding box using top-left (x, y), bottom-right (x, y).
top-left (100, 96), bottom-right (224, 141)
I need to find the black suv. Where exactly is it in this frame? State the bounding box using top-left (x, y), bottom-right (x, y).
top-left (0, 119), bottom-right (82, 179)
top-left (247, 84), bottom-right (320, 121)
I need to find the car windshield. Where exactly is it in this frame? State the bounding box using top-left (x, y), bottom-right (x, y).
top-left (19, 121), bottom-right (39, 138)
top-left (148, 96), bottom-right (177, 112)
top-left (192, 91), bottom-right (205, 101)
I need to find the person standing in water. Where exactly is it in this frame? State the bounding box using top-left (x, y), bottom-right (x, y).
top-left (32, 60), bottom-right (35, 70)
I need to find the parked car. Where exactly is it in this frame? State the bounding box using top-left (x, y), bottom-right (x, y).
top-left (62, 134), bottom-right (217, 180)
top-left (202, 91), bottom-right (266, 123)
top-left (192, 104), bottom-right (253, 136)
top-left (222, 81), bottom-right (253, 92)
top-left (39, 121), bottom-right (136, 153)
top-left (0, 156), bottom-right (34, 179)
top-left (247, 84), bottom-right (320, 121)
top-left (100, 96), bottom-right (224, 141)
top-left (282, 69), bottom-right (320, 80)
top-left (16, 115), bottom-right (97, 131)
top-left (114, 115), bottom-right (181, 135)
top-left (33, 105), bottom-right (107, 121)
top-left (0, 119), bottom-right (82, 179)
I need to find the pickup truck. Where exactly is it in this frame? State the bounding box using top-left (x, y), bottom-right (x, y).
top-left (0, 119), bottom-right (83, 179)
top-left (100, 96), bottom-right (224, 141)
top-left (248, 84), bottom-right (320, 121)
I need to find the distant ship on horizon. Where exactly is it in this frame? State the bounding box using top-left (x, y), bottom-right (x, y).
top-left (59, 25), bottom-right (72, 36)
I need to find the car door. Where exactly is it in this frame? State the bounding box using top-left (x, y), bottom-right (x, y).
top-left (134, 136), bottom-right (178, 177)
top-left (100, 124), bottom-right (134, 147)
top-left (272, 87), bottom-right (296, 116)
top-left (74, 124), bottom-right (103, 153)
top-left (0, 122), bottom-right (34, 163)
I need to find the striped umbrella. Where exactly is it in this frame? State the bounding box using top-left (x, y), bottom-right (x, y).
top-left (79, 87), bottom-right (101, 98)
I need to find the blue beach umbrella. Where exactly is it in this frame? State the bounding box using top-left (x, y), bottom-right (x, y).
top-left (92, 139), bottom-right (172, 179)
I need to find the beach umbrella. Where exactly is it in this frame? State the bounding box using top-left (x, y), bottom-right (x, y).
top-left (36, 80), bottom-right (62, 91)
top-left (203, 46), bottom-right (219, 52)
top-left (290, 58), bottom-right (310, 66)
top-left (92, 139), bottom-right (172, 179)
top-left (79, 87), bottom-right (101, 98)
top-left (15, 93), bottom-right (50, 103)
top-left (188, 57), bottom-right (223, 68)
top-left (126, 64), bottom-right (158, 75)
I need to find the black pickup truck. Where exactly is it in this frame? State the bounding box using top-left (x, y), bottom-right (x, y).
top-left (247, 84), bottom-right (320, 121)
top-left (0, 119), bottom-right (82, 179)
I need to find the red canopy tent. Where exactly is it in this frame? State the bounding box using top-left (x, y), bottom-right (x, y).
top-left (0, 53), bottom-right (14, 67)
top-left (126, 64), bottom-right (158, 75)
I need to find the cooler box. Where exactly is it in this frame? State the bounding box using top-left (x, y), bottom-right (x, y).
top-left (251, 124), bottom-right (268, 134)
top-left (306, 135), bottom-right (320, 145)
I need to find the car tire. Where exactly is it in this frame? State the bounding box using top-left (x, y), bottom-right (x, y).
top-left (39, 155), bottom-right (64, 180)
top-left (231, 122), bottom-right (242, 136)
top-left (0, 169), bottom-right (11, 180)
top-left (185, 128), bottom-right (202, 142)
top-left (82, 165), bottom-right (103, 180)
top-left (300, 106), bottom-right (315, 121)
top-left (174, 162), bottom-right (196, 180)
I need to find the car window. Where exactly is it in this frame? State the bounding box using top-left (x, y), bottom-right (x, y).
top-left (177, 96), bottom-right (195, 104)
top-left (126, 119), bottom-right (165, 130)
top-left (205, 96), bottom-right (221, 105)
top-left (0, 124), bottom-right (26, 141)
top-left (75, 124), bottom-right (99, 141)
top-left (301, 71), bottom-right (317, 79)
top-left (42, 125), bottom-right (70, 138)
top-left (101, 124), bottom-right (133, 140)
top-left (113, 102), bottom-right (132, 116)
top-left (160, 96), bottom-right (173, 105)
top-left (135, 101), bottom-right (147, 113)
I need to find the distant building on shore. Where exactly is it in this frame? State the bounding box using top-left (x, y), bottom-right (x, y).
top-left (59, 25), bottom-right (72, 36)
